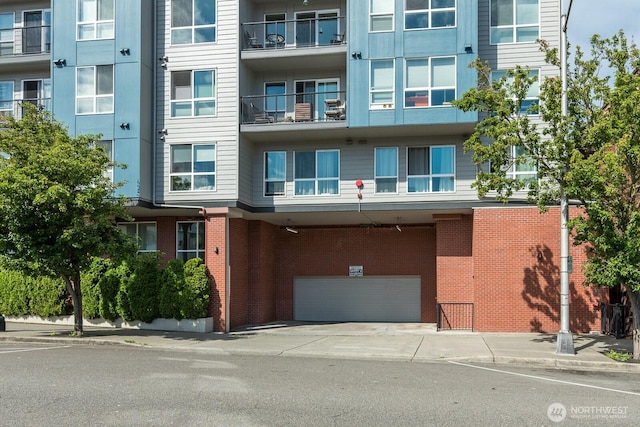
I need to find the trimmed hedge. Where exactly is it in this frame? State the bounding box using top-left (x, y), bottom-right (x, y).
top-left (1, 256), bottom-right (211, 322)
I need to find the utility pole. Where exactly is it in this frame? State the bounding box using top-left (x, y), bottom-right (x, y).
top-left (556, 0), bottom-right (575, 356)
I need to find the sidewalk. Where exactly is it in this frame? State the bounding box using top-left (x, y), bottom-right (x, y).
top-left (1, 321), bottom-right (638, 372)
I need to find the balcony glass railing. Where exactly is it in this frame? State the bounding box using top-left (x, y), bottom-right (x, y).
top-left (241, 17), bottom-right (346, 50)
top-left (0, 25), bottom-right (51, 56)
top-left (241, 91), bottom-right (346, 125)
top-left (0, 99), bottom-right (52, 120)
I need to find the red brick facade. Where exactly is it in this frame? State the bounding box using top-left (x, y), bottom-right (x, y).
top-left (145, 206), bottom-right (605, 333)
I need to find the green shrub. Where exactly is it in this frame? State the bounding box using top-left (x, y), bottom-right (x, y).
top-left (0, 269), bottom-right (30, 316)
top-left (27, 275), bottom-right (66, 317)
top-left (115, 260), bottom-right (134, 321)
top-left (181, 258), bottom-right (210, 319)
top-left (159, 259), bottom-right (185, 320)
top-left (81, 258), bottom-right (105, 319)
top-left (126, 253), bottom-right (161, 323)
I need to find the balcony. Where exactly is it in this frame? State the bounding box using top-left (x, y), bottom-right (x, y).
top-left (0, 25), bottom-right (51, 72)
top-left (241, 17), bottom-right (347, 72)
top-left (0, 98), bottom-right (52, 121)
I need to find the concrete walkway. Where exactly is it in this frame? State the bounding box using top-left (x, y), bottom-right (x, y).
top-left (1, 321), bottom-right (638, 372)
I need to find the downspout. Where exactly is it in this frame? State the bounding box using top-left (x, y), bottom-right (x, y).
top-left (151, 1), bottom-right (229, 332)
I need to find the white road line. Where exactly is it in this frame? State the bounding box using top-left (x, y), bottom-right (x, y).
top-left (0, 345), bottom-right (71, 354)
top-left (449, 361), bottom-right (640, 397)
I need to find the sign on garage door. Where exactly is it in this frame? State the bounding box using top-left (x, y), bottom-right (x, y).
top-left (294, 276), bottom-right (421, 322)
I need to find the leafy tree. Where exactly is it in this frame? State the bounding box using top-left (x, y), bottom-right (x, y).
top-left (454, 30), bottom-right (640, 358)
top-left (0, 105), bottom-right (136, 336)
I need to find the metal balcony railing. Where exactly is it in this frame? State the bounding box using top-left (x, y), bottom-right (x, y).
top-left (241, 16), bottom-right (346, 51)
top-left (0, 99), bottom-right (52, 121)
top-left (0, 25), bottom-right (51, 56)
top-left (241, 91), bottom-right (346, 125)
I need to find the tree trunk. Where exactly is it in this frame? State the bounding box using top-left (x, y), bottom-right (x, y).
top-left (63, 274), bottom-right (84, 337)
top-left (628, 290), bottom-right (640, 360)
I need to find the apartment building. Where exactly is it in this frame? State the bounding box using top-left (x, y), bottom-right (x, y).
top-left (2, 0), bottom-right (603, 334)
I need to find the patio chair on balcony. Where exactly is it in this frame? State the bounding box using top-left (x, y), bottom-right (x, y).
top-left (331, 33), bottom-right (345, 44)
top-left (324, 99), bottom-right (345, 120)
top-left (244, 30), bottom-right (263, 49)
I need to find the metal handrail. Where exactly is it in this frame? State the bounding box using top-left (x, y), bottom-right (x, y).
top-left (241, 90), bottom-right (346, 124)
top-left (0, 25), bottom-right (52, 56)
top-left (241, 16), bottom-right (346, 50)
top-left (0, 98), bottom-right (52, 120)
top-left (436, 302), bottom-right (474, 331)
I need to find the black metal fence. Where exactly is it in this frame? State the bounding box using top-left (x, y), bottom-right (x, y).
top-left (436, 302), bottom-right (474, 331)
top-left (600, 303), bottom-right (632, 338)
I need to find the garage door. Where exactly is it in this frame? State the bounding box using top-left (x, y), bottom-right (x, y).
top-left (294, 276), bottom-right (421, 322)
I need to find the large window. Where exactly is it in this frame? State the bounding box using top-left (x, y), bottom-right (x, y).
top-left (407, 146), bottom-right (455, 192)
top-left (294, 150), bottom-right (339, 196)
top-left (492, 69), bottom-right (539, 114)
top-left (171, 0), bottom-right (216, 45)
top-left (405, 57), bottom-right (456, 107)
top-left (118, 222), bottom-right (157, 253)
top-left (77, 0), bottom-right (114, 40)
top-left (506, 145), bottom-right (537, 182)
top-left (0, 13), bottom-right (14, 56)
top-left (76, 65), bottom-right (113, 114)
top-left (405, 0), bottom-right (456, 30)
top-left (370, 0), bottom-right (393, 32)
top-left (170, 144), bottom-right (216, 191)
top-left (176, 221), bottom-right (204, 261)
top-left (370, 59), bottom-right (394, 109)
top-left (490, 0), bottom-right (538, 44)
top-left (96, 139), bottom-right (113, 181)
top-left (171, 70), bottom-right (216, 117)
top-left (375, 147), bottom-right (398, 193)
top-left (265, 151), bottom-right (286, 196)
top-left (0, 81), bottom-right (14, 117)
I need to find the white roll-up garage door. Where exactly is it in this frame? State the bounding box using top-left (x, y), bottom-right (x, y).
top-left (294, 276), bottom-right (421, 322)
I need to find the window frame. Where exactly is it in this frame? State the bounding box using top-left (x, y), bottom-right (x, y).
top-left (406, 145), bottom-right (456, 193)
top-left (491, 68), bottom-right (540, 115)
top-left (170, 0), bottom-right (217, 45)
top-left (77, 0), bottom-right (114, 41)
top-left (118, 221), bottom-right (158, 253)
top-left (170, 69), bottom-right (217, 118)
top-left (490, 0), bottom-right (539, 45)
top-left (374, 147), bottom-right (398, 194)
top-left (370, 59), bottom-right (395, 110)
top-left (404, 0), bottom-right (456, 31)
top-left (169, 143), bottom-right (216, 192)
top-left (293, 149), bottom-right (340, 196)
top-left (75, 64), bottom-right (114, 115)
top-left (264, 151), bottom-right (286, 197)
top-left (404, 56), bottom-right (457, 108)
top-left (370, 0), bottom-right (394, 32)
top-left (176, 221), bottom-right (205, 261)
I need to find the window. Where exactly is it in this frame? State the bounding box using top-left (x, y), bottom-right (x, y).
top-left (264, 82), bottom-right (286, 122)
top-left (370, 0), bottom-right (393, 32)
top-left (375, 147), bottom-right (398, 193)
top-left (170, 144), bottom-right (216, 191)
top-left (265, 151), bottom-right (286, 196)
top-left (77, 0), bottom-right (114, 40)
top-left (22, 79), bottom-right (51, 113)
top-left (176, 221), bottom-right (204, 261)
top-left (0, 13), bottom-right (14, 56)
top-left (171, 0), bottom-right (216, 45)
top-left (118, 222), bottom-right (157, 252)
top-left (76, 65), bottom-right (113, 114)
top-left (405, 57), bottom-right (456, 107)
top-left (405, 0), bottom-right (456, 30)
top-left (506, 145), bottom-right (537, 182)
top-left (171, 70), bottom-right (216, 117)
top-left (0, 81), bottom-right (14, 117)
top-left (294, 150), bottom-right (339, 196)
top-left (407, 146), bottom-right (455, 192)
top-left (370, 59), bottom-right (394, 109)
top-left (24, 10), bottom-right (51, 53)
top-left (490, 0), bottom-right (538, 44)
top-left (492, 69), bottom-right (539, 114)
top-left (96, 139), bottom-right (113, 181)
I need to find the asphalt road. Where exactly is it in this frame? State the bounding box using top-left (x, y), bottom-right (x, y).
top-left (1, 342), bottom-right (638, 426)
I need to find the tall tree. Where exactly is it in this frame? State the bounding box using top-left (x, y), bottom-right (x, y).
top-left (0, 105), bottom-right (136, 336)
top-left (453, 31), bottom-right (640, 358)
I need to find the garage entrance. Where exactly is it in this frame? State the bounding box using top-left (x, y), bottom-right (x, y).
top-left (293, 276), bottom-right (421, 322)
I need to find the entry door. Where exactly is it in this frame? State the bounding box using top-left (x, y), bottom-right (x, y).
top-left (295, 12), bottom-right (315, 46)
top-left (296, 11), bottom-right (338, 46)
top-left (317, 11), bottom-right (338, 46)
top-left (22, 79), bottom-right (51, 112)
top-left (295, 80), bottom-right (339, 121)
top-left (23, 11), bottom-right (50, 54)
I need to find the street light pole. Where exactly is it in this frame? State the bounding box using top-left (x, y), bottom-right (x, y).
top-left (556, 0), bottom-right (575, 355)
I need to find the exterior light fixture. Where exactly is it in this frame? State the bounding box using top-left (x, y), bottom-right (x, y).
top-left (53, 58), bottom-right (66, 66)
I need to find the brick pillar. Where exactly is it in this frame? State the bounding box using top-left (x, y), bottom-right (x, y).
top-left (202, 209), bottom-right (229, 332)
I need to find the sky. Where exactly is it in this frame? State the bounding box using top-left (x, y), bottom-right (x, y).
top-left (568, 0), bottom-right (640, 51)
